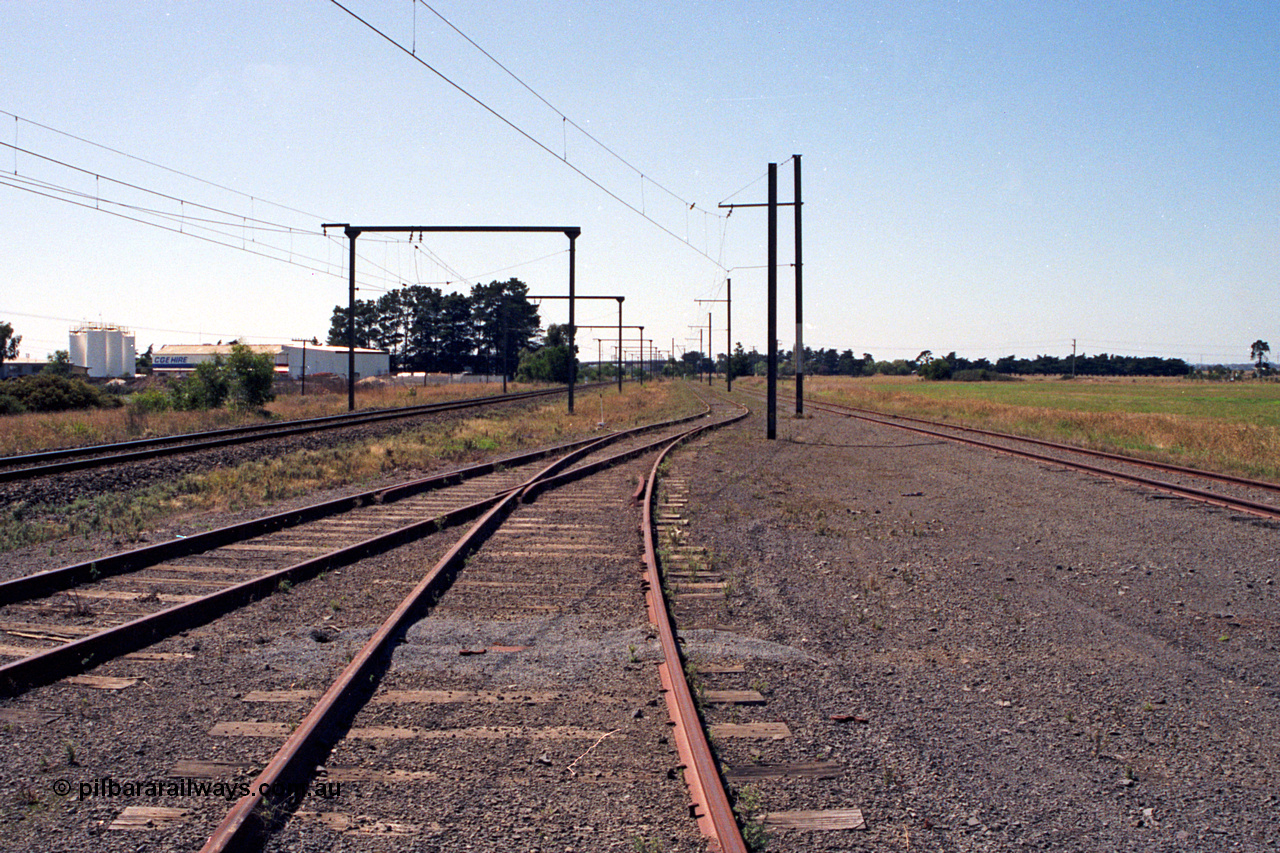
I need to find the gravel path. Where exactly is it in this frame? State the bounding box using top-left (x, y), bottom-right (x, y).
top-left (665, 396), bottom-right (1278, 852)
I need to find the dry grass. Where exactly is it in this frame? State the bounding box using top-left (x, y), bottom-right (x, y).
top-left (0, 382), bottom-right (700, 552)
top-left (788, 375), bottom-right (1280, 482)
top-left (0, 380), bottom-right (511, 456)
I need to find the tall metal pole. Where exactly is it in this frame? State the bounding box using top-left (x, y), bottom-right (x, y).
top-left (617, 298), bottom-right (624, 393)
top-left (726, 278), bottom-right (733, 392)
top-left (707, 311), bottom-right (713, 386)
top-left (794, 154), bottom-right (804, 415)
top-left (638, 326), bottom-right (645, 385)
top-left (767, 163), bottom-right (778, 440)
top-left (346, 227), bottom-right (358, 412)
top-left (567, 231), bottom-right (577, 414)
top-left (291, 338), bottom-right (311, 396)
top-left (501, 297), bottom-right (508, 394)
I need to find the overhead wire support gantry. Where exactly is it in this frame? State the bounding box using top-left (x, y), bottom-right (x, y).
top-left (528, 295), bottom-right (625, 394)
top-left (322, 224), bottom-right (580, 412)
top-left (717, 155), bottom-right (803, 439)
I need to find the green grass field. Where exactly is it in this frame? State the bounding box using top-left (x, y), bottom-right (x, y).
top-left (790, 375), bottom-right (1280, 481)
top-left (839, 376), bottom-right (1280, 427)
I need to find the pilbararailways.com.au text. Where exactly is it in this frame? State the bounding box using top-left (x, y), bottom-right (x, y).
top-left (53, 776), bottom-right (342, 802)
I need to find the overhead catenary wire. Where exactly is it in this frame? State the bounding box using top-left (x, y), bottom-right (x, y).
top-left (1, 109), bottom-right (325, 223)
top-left (415, 0), bottom-right (716, 222)
top-left (326, 0), bottom-right (727, 270)
top-left (0, 133), bottom-right (470, 300)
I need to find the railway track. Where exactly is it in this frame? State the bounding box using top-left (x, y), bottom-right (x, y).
top-left (0, 385), bottom-right (580, 484)
top-left (0, 400), bottom-right (711, 696)
top-left (737, 386), bottom-right (1280, 522)
top-left (0, 390), bottom-right (752, 852)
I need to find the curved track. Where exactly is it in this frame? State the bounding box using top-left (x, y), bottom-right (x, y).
top-left (1, 389), bottom-right (754, 852)
top-left (198, 390), bottom-right (747, 852)
top-left (0, 403), bottom-right (709, 697)
top-left (739, 386), bottom-right (1280, 522)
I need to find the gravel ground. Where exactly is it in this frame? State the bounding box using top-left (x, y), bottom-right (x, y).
top-left (0, 414), bottom-right (709, 852)
top-left (666, 397), bottom-right (1279, 852)
top-left (3, 386), bottom-right (1277, 852)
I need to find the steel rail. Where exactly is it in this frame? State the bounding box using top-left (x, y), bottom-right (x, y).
top-left (199, 487), bottom-right (523, 852)
top-left (0, 487), bottom-right (504, 699)
top-left (198, 408), bottom-right (731, 852)
top-left (793, 396), bottom-right (1280, 521)
top-left (0, 384), bottom-right (603, 483)
top-left (0, 407), bottom-right (711, 696)
top-left (803, 396), bottom-right (1280, 496)
top-left (0, 393), bottom-right (522, 467)
top-left (636, 393), bottom-right (751, 853)
top-left (0, 430), bottom-right (606, 606)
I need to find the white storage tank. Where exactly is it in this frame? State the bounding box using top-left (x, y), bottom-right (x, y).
top-left (70, 324), bottom-right (137, 378)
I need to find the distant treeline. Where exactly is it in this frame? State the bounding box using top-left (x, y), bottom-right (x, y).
top-left (327, 278), bottom-right (542, 375)
top-left (734, 348), bottom-right (1193, 379)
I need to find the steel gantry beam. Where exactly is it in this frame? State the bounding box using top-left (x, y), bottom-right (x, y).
top-left (528, 295), bottom-right (624, 393)
top-left (695, 279), bottom-right (731, 391)
top-left (321, 224), bottom-right (580, 412)
top-left (577, 324), bottom-right (646, 385)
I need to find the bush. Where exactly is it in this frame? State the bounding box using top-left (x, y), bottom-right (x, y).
top-left (171, 358), bottom-right (230, 410)
top-left (951, 368), bottom-right (1017, 382)
top-left (2, 374), bottom-right (110, 412)
top-left (227, 344), bottom-right (276, 409)
top-left (130, 388), bottom-right (171, 414)
top-left (166, 346), bottom-right (277, 411)
top-left (0, 393), bottom-right (26, 415)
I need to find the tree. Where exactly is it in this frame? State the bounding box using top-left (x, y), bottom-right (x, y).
top-left (470, 279), bottom-right (541, 378)
top-left (0, 321), bottom-right (21, 379)
top-left (227, 344), bottom-right (276, 408)
top-left (1250, 340), bottom-right (1271, 372)
top-left (137, 344), bottom-right (154, 374)
top-left (326, 300), bottom-right (380, 349)
top-left (729, 342), bottom-right (752, 382)
top-left (43, 350), bottom-right (73, 376)
top-left (516, 324), bottom-right (574, 383)
top-left (404, 285), bottom-right (445, 372)
top-left (437, 292), bottom-right (475, 373)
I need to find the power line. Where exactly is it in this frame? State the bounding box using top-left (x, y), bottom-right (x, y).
top-left (1, 109), bottom-right (325, 223)
top-left (326, 0), bottom-right (726, 269)
top-left (415, 1), bottom-right (716, 222)
top-left (0, 135), bottom-right (463, 297)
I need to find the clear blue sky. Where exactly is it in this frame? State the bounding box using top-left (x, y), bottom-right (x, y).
top-left (2, 1), bottom-right (1276, 365)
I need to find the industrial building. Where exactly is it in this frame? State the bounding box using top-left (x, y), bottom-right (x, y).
top-left (69, 324), bottom-right (137, 378)
top-left (152, 343), bottom-right (390, 380)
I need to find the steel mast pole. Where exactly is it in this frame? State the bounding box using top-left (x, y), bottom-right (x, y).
top-left (707, 312), bottom-right (713, 386)
top-left (767, 163), bottom-right (778, 440)
top-left (567, 230), bottom-right (577, 414)
top-left (346, 227), bottom-right (358, 412)
top-left (793, 155), bottom-right (803, 414)
top-left (726, 278), bottom-right (733, 392)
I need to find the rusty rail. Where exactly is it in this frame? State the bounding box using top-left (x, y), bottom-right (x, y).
top-left (799, 398), bottom-right (1280, 521)
top-left (0, 406), bottom-right (713, 696)
top-left (802, 396), bottom-right (1280, 496)
top-left (0, 384), bottom-right (596, 483)
top-left (199, 397), bottom-right (742, 852)
top-left (637, 399), bottom-right (750, 853)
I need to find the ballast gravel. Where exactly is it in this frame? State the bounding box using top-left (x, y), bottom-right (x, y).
top-left (664, 398), bottom-right (1279, 852)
